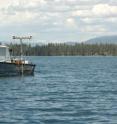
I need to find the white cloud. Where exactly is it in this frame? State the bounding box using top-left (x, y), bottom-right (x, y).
top-left (107, 17), bottom-right (117, 23)
top-left (82, 18), bottom-right (94, 24)
top-left (92, 4), bottom-right (117, 17)
top-left (0, 0), bottom-right (117, 42)
top-left (66, 18), bottom-right (76, 28)
top-left (72, 4), bottom-right (117, 18)
top-left (81, 25), bottom-right (107, 33)
top-left (72, 10), bottom-right (92, 17)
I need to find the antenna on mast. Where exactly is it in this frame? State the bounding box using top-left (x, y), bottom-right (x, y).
top-left (12, 36), bottom-right (32, 76)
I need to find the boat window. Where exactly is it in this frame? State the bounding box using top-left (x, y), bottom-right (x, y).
top-left (0, 47), bottom-right (6, 56)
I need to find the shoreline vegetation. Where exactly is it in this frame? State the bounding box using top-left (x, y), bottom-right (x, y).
top-left (8, 43), bottom-right (117, 56)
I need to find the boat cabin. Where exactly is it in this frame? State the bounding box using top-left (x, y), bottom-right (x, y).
top-left (0, 45), bottom-right (11, 62)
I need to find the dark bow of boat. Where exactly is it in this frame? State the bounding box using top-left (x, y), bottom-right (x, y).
top-left (0, 61), bottom-right (35, 76)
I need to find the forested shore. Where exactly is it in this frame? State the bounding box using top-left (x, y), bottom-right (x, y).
top-left (8, 43), bottom-right (117, 56)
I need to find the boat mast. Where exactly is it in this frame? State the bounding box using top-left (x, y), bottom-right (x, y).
top-left (13, 36), bottom-right (32, 60)
top-left (12, 36), bottom-right (32, 75)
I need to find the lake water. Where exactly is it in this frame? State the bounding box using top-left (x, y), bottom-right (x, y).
top-left (0, 56), bottom-right (117, 124)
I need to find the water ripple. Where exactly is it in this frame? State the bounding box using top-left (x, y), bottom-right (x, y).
top-left (0, 56), bottom-right (117, 124)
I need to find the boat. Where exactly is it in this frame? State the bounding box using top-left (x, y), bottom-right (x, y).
top-left (0, 36), bottom-right (35, 76)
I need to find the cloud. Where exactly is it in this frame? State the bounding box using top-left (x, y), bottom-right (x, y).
top-left (92, 4), bottom-right (117, 17)
top-left (65, 18), bottom-right (77, 28)
top-left (72, 4), bottom-right (117, 18)
top-left (81, 25), bottom-right (108, 33)
top-left (0, 0), bottom-right (117, 42)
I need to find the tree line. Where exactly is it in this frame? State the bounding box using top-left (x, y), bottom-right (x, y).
top-left (8, 43), bottom-right (117, 56)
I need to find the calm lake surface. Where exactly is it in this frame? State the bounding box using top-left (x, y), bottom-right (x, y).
top-left (0, 56), bottom-right (117, 124)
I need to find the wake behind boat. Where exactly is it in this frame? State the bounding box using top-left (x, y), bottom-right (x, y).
top-left (0, 36), bottom-right (35, 76)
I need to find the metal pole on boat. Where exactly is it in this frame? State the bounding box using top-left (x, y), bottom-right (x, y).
top-left (12, 36), bottom-right (32, 76)
top-left (20, 38), bottom-right (23, 76)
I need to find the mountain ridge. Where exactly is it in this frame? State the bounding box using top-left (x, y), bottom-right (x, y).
top-left (85, 35), bottom-right (117, 44)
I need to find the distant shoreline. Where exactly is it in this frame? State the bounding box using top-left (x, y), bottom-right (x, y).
top-left (9, 43), bottom-right (117, 56)
top-left (25, 55), bottom-right (117, 57)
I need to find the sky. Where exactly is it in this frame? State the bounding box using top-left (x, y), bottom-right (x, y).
top-left (0, 0), bottom-right (117, 43)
